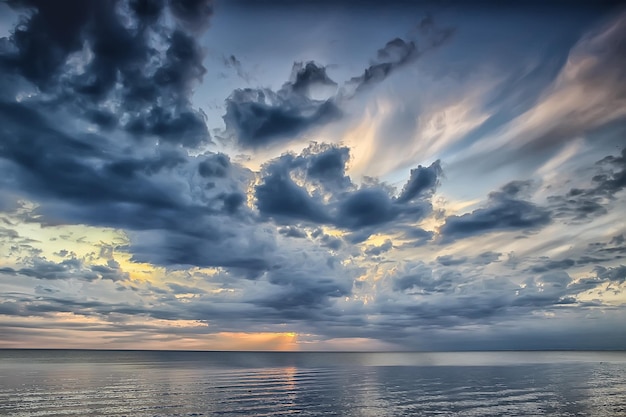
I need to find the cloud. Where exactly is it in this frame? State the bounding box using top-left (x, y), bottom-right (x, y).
top-left (335, 188), bottom-right (399, 229)
top-left (548, 147), bottom-right (626, 222)
top-left (364, 239), bottom-right (393, 256)
top-left (473, 251), bottom-right (502, 265)
top-left (1, 0), bottom-right (212, 147)
top-left (222, 54), bottom-right (251, 83)
top-left (255, 146), bottom-right (441, 240)
top-left (594, 265), bottom-right (626, 285)
top-left (346, 17), bottom-right (455, 94)
top-left (1, 254), bottom-right (128, 282)
top-left (439, 181), bottom-right (551, 242)
top-left (461, 12), bottom-right (626, 169)
top-left (222, 17), bottom-right (455, 150)
top-left (255, 155), bottom-right (332, 224)
top-left (278, 226), bottom-right (307, 239)
top-left (396, 161), bottom-right (442, 204)
top-left (169, 0), bottom-right (213, 32)
top-left (0, 0), bottom-right (283, 271)
top-left (222, 62), bottom-right (341, 149)
top-left (1, 3), bottom-right (624, 351)
top-left (436, 255), bottom-right (468, 266)
top-left (528, 258), bottom-right (576, 273)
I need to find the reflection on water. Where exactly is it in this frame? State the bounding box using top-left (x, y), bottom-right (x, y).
top-left (1, 350), bottom-right (625, 416)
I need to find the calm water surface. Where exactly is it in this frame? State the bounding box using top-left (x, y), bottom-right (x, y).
top-left (1, 350), bottom-right (625, 416)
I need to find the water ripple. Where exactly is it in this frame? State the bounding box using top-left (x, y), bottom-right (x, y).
top-left (1, 351), bottom-right (625, 417)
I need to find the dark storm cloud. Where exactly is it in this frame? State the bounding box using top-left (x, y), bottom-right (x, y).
top-left (254, 144), bottom-right (346, 224)
top-left (335, 188), bottom-right (399, 229)
top-left (255, 157), bottom-right (332, 224)
top-left (256, 272), bottom-right (349, 313)
top-left (1, 0), bottom-right (211, 147)
top-left (222, 64), bottom-right (341, 149)
top-left (0, 103), bottom-right (181, 212)
top-left (255, 148), bottom-right (441, 239)
top-left (303, 145), bottom-right (351, 190)
top-left (128, 227), bottom-right (275, 270)
top-left (223, 17), bottom-right (454, 149)
top-left (0, 102), bottom-right (264, 270)
top-left (290, 61), bottom-right (338, 96)
top-left (439, 181), bottom-right (551, 242)
top-left (169, 0), bottom-right (213, 32)
top-left (2, 0), bottom-right (92, 89)
top-left (197, 152), bottom-right (231, 178)
top-left (0, 0), bottom-right (283, 270)
top-left (396, 161), bottom-right (442, 204)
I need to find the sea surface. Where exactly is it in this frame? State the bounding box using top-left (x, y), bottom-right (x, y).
top-left (1, 350), bottom-right (625, 416)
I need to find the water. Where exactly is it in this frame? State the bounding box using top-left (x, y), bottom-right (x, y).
top-left (1, 350), bottom-right (625, 416)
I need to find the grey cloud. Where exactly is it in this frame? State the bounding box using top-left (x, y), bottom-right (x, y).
top-left (166, 282), bottom-right (207, 294)
top-left (348, 38), bottom-right (417, 92)
top-left (303, 144), bottom-right (351, 191)
top-left (594, 265), bottom-right (626, 285)
top-left (396, 161), bottom-right (442, 204)
top-left (128, 226), bottom-right (275, 271)
top-left (391, 262), bottom-right (459, 294)
top-left (319, 234), bottom-right (343, 251)
top-left (0, 0), bottom-right (274, 273)
top-left (439, 181), bottom-right (551, 242)
top-left (336, 188), bottom-right (399, 229)
top-left (278, 226), bottom-right (307, 238)
top-left (529, 258), bottom-right (576, 273)
top-left (436, 255), bottom-right (468, 266)
top-left (197, 152), bottom-right (231, 178)
top-left (223, 18), bottom-right (455, 149)
top-left (169, 0), bottom-right (213, 32)
top-left (549, 147), bottom-right (625, 222)
top-left (398, 228), bottom-right (434, 247)
top-left (1, 255), bottom-right (128, 282)
top-left (2, 0), bottom-right (211, 148)
top-left (291, 61), bottom-right (338, 96)
top-left (0, 104), bottom-right (265, 270)
top-left (473, 251), bottom-right (501, 265)
top-left (347, 17), bottom-right (454, 94)
top-left (255, 159), bottom-right (332, 224)
top-left (222, 63), bottom-right (341, 149)
top-left (255, 147), bottom-right (440, 242)
top-left (594, 147), bottom-right (626, 196)
top-left (222, 54), bottom-right (251, 83)
top-left (364, 239), bottom-right (393, 256)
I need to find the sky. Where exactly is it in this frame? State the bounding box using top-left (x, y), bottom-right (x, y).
top-left (0, 0), bottom-right (625, 351)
